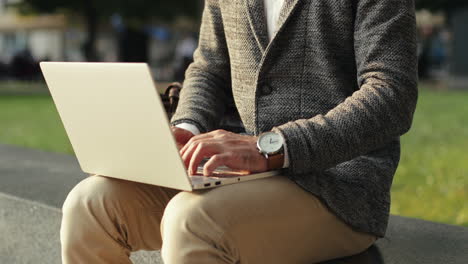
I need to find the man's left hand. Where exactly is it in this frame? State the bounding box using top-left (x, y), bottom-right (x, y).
top-left (180, 129), bottom-right (268, 176)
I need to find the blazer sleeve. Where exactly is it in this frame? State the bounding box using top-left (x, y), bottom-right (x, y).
top-left (171, 0), bottom-right (231, 132)
top-left (272, 0), bottom-right (418, 174)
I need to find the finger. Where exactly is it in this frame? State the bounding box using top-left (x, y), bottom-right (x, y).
top-left (180, 132), bottom-right (224, 157)
top-left (188, 142), bottom-right (221, 175)
top-left (203, 153), bottom-right (230, 176)
top-left (181, 141), bottom-right (200, 168)
top-left (206, 148), bottom-right (268, 176)
top-left (182, 139), bottom-right (219, 169)
top-left (180, 133), bottom-right (212, 156)
top-left (180, 139), bottom-right (195, 157)
top-left (180, 129), bottom-right (228, 154)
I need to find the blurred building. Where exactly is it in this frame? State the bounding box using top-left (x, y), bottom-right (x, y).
top-left (0, 1), bottom-right (67, 63)
top-left (450, 8), bottom-right (468, 89)
top-left (0, 2), bottom-right (118, 63)
top-left (0, 1), bottom-right (197, 81)
top-left (416, 8), bottom-right (468, 89)
top-left (416, 10), bottom-right (449, 80)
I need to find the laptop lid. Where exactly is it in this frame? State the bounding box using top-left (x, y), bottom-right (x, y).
top-left (40, 62), bottom-right (193, 191)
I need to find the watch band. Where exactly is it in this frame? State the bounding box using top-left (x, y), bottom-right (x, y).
top-left (267, 153), bottom-right (284, 170)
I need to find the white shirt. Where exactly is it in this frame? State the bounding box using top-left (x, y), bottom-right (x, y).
top-left (264, 0), bottom-right (286, 41)
top-left (177, 0), bottom-right (289, 167)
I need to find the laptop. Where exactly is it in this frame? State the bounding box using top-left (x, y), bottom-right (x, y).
top-left (40, 62), bottom-right (279, 191)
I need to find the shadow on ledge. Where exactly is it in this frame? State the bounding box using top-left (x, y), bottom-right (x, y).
top-left (321, 215), bottom-right (467, 264)
top-left (321, 245), bottom-right (383, 264)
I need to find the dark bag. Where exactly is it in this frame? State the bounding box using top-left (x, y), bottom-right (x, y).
top-left (160, 82), bottom-right (245, 133)
top-left (161, 82), bottom-right (182, 119)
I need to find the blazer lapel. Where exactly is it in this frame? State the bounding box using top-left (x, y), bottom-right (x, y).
top-left (245, 0), bottom-right (269, 52)
top-left (276, 0), bottom-right (301, 36)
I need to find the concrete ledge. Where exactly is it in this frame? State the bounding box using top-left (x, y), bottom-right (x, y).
top-left (0, 144), bottom-right (85, 208)
top-left (0, 192), bottom-right (61, 264)
top-left (1, 144), bottom-right (467, 263)
top-left (0, 192), bottom-right (162, 264)
top-left (324, 215), bottom-right (468, 264)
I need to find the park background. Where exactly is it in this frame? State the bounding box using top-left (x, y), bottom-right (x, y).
top-left (0, 0), bottom-right (467, 231)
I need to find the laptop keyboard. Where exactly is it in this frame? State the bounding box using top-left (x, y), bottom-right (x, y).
top-left (194, 159), bottom-right (250, 178)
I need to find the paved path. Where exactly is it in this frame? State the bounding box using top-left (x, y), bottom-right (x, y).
top-left (1, 143), bottom-right (467, 264)
top-left (0, 144), bottom-right (161, 263)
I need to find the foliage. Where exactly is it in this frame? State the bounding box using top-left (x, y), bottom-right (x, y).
top-left (16, 0), bottom-right (200, 21)
top-left (416, 0), bottom-right (468, 12)
top-left (0, 85), bottom-right (467, 227)
top-left (13, 0), bottom-right (201, 61)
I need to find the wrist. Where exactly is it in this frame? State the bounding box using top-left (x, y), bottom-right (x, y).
top-left (266, 153), bottom-right (284, 170)
top-left (175, 123), bottom-right (200, 136)
top-left (256, 131), bottom-right (285, 171)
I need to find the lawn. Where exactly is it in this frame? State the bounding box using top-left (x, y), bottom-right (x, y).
top-left (0, 87), bottom-right (467, 227)
top-left (0, 94), bottom-right (73, 154)
top-left (392, 88), bottom-right (468, 227)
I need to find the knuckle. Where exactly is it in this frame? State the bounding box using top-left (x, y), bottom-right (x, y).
top-left (211, 154), bottom-right (226, 164)
top-left (188, 139), bottom-right (198, 146)
top-left (215, 129), bottom-right (227, 134)
top-left (198, 142), bottom-right (207, 149)
top-left (225, 152), bottom-right (236, 159)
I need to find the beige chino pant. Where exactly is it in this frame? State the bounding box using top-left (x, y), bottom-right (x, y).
top-left (61, 175), bottom-right (376, 264)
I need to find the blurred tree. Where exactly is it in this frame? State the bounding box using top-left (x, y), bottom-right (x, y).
top-left (416, 0), bottom-right (468, 12)
top-left (15, 0), bottom-right (201, 62)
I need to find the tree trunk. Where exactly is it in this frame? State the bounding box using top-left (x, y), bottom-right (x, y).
top-left (118, 27), bottom-right (149, 63)
top-left (83, 0), bottom-right (99, 61)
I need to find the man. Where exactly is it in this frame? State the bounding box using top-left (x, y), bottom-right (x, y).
top-left (61, 0), bottom-right (418, 263)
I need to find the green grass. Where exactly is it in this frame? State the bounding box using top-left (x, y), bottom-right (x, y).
top-left (0, 81), bottom-right (48, 93)
top-left (0, 95), bottom-right (73, 154)
top-left (0, 88), bottom-right (467, 227)
top-left (391, 89), bottom-right (468, 227)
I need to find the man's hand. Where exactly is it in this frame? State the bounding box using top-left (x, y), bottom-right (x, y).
top-left (171, 126), bottom-right (195, 149)
top-left (180, 129), bottom-right (268, 176)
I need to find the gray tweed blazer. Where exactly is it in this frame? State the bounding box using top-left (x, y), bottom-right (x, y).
top-left (172, 0), bottom-right (418, 237)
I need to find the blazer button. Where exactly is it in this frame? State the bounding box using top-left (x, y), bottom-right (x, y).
top-left (260, 84), bottom-right (273, 95)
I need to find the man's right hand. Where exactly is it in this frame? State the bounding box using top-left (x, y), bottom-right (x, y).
top-left (171, 126), bottom-right (195, 150)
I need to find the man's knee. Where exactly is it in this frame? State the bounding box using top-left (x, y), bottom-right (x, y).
top-left (161, 190), bottom-right (242, 262)
top-left (162, 190), bottom-right (230, 236)
top-left (163, 191), bottom-right (200, 227)
top-left (62, 175), bottom-right (130, 220)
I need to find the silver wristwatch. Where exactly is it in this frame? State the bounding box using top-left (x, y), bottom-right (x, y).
top-left (257, 131), bottom-right (284, 158)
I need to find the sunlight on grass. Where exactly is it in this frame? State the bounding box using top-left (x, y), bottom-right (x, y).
top-left (0, 87), bottom-right (467, 227)
top-left (392, 89), bottom-right (468, 227)
top-left (0, 95), bottom-right (73, 154)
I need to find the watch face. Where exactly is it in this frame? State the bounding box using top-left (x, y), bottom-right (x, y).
top-left (258, 132), bottom-right (284, 154)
